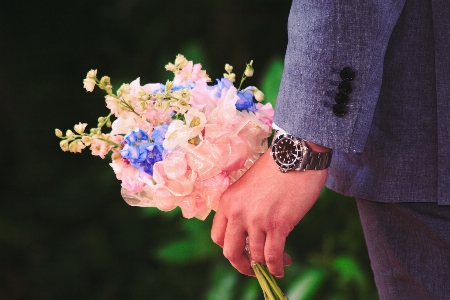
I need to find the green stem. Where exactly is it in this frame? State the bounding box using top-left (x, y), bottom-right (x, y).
top-left (261, 265), bottom-right (284, 299)
top-left (97, 137), bottom-right (120, 148)
top-left (237, 73), bottom-right (247, 90)
top-left (254, 263), bottom-right (286, 300)
top-left (253, 264), bottom-right (276, 300)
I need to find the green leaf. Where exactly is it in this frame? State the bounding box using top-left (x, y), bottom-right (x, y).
top-left (207, 264), bottom-right (239, 300)
top-left (260, 57), bottom-right (284, 108)
top-left (240, 279), bottom-right (262, 300)
top-left (286, 268), bottom-right (325, 300)
top-left (156, 217), bottom-right (220, 263)
top-left (332, 256), bottom-right (367, 288)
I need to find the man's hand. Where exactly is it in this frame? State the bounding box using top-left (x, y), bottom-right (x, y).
top-left (211, 149), bottom-right (328, 277)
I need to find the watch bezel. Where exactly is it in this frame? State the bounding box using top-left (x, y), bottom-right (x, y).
top-left (270, 133), bottom-right (304, 171)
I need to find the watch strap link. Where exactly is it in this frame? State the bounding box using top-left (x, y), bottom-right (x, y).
top-left (295, 148), bottom-right (332, 171)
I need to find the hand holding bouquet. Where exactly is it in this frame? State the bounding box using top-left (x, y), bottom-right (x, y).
top-left (56, 55), bottom-right (287, 299)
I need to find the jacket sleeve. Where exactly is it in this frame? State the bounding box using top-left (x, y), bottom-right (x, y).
top-left (273, 0), bottom-right (406, 153)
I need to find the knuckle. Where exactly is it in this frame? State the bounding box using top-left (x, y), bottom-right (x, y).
top-left (223, 249), bottom-right (238, 261)
top-left (267, 218), bottom-right (291, 236)
top-left (265, 253), bottom-right (279, 264)
top-left (249, 214), bottom-right (263, 227)
top-left (228, 208), bottom-right (242, 220)
top-left (250, 253), bottom-right (265, 263)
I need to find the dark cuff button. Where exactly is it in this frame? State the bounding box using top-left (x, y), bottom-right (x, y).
top-left (340, 67), bottom-right (355, 82)
top-left (333, 103), bottom-right (348, 117)
top-left (338, 81), bottom-right (352, 94)
top-left (334, 92), bottom-right (349, 104)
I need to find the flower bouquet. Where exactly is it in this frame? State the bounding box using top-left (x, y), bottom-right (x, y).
top-left (56, 55), bottom-right (287, 299)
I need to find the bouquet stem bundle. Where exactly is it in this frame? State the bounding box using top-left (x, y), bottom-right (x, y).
top-left (253, 262), bottom-right (288, 300)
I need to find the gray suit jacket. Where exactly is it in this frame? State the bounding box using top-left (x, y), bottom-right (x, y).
top-left (273, 0), bottom-right (450, 205)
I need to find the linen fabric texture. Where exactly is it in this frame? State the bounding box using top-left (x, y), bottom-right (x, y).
top-left (273, 0), bottom-right (450, 205)
top-left (356, 198), bottom-right (450, 300)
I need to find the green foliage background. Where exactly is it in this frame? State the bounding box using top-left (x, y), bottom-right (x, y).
top-left (0, 1), bottom-right (378, 299)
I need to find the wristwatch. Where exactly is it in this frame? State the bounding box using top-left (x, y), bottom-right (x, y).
top-left (270, 132), bottom-right (332, 172)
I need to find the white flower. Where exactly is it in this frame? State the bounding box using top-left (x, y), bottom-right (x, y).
top-left (110, 114), bottom-right (138, 135)
top-left (163, 120), bottom-right (202, 150)
top-left (185, 108), bottom-right (206, 128)
top-left (174, 54), bottom-right (188, 68)
top-left (83, 77), bottom-right (96, 92)
top-left (69, 139), bottom-right (85, 153)
top-left (74, 122), bottom-right (88, 134)
top-left (81, 136), bottom-right (93, 146)
top-left (86, 69), bottom-right (97, 79)
top-left (60, 140), bottom-right (69, 151)
top-left (105, 95), bottom-right (127, 117)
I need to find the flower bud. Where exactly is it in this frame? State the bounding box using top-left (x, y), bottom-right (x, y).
top-left (100, 76), bottom-right (110, 86)
top-left (66, 129), bottom-right (74, 137)
top-left (225, 63), bottom-right (233, 73)
top-left (224, 73), bottom-right (236, 82)
top-left (105, 85), bottom-right (113, 94)
top-left (55, 129), bottom-right (63, 138)
top-left (254, 89), bottom-right (265, 102)
top-left (245, 60), bottom-right (254, 77)
top-left (60, 140), bottom-right (69, 152)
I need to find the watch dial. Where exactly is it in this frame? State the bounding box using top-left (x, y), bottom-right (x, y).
top-left (273, 137), bottom-right (301, 165)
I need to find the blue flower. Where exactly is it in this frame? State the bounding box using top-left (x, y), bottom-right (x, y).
top-left (120, 128), bottom-right (165, 175)
top-left (143, 144), bottom-right (164, 175)
top-left (124, 128), bottom-right (149, 145)
top-left (151, 124), bottom-right (169, 145)
top-left (215, 78), bottom-right (234, 98)
top-left (236, 89), bottom-right (257, 111)
top-left (153, 82), bottom-right (195, 94)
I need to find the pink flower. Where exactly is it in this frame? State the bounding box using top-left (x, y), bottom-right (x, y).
top-left (110, 159), bottom-right (146, 193)
top-left (255, 103), bottom-right (274, 127)
top-left (90, 139), bottom-right (111, 159)
top-left (173, 61), bottom-right (210, 85)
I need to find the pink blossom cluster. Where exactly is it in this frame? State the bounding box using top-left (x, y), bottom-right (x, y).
top-left (65, 55), bottom-right (274, 220)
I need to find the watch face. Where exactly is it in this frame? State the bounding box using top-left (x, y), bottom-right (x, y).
top-left (271, 134), bottom-right (303, 171)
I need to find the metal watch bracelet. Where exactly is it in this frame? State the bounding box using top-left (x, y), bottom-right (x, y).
top-left (295, 148), bottom-right (332, 171)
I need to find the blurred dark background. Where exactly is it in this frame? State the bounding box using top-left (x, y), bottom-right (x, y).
top-left (0, 1), bottom-right (378, 299)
